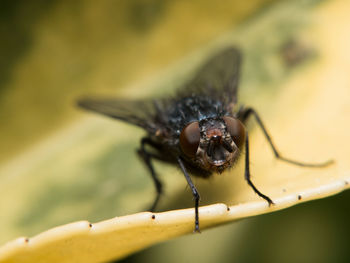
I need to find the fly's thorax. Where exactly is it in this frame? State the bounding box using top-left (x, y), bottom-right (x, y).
top-left (179, 116), bottom-right (246, 173)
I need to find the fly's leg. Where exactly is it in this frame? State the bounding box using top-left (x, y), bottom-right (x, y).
top-left (245, 131), bottom-right (274, 205)
top-left (138, 137), bottom-right (163, 212)
top-left (177, 157), bottom-right (201, 233)
top-left (240, 107), bottom-right (334, 167)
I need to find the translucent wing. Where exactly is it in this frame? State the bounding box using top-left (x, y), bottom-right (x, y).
top-left (77, 97), bottom-right (159, 133)
top-left (181, 47), bottom-right (242, 104)
top-left (78, 47), bottom-right (242, 132)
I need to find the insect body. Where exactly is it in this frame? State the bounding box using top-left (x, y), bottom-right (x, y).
top-left (78, 48), bottom-right (332, 232)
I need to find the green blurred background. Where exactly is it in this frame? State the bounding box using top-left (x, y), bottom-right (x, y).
top-left (0, 0), bottom-right (349, 262)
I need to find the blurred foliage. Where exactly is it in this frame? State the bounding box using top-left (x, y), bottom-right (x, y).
top-left (0, 0), bottom-right (57, 92)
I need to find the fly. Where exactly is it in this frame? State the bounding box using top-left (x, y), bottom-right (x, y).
top-left (77, 47), bottom-right (333, 232)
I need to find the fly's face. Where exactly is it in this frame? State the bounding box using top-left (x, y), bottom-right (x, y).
top-left (179, 117), bottom-right (246, 173)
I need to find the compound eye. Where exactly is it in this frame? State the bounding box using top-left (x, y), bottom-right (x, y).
top-left (223, 116), bottom-right (246, 149)
top-left (180, 121), bottom-right (200, 157)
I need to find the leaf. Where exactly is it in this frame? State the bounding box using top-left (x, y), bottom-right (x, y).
top-left (1, 0), bottom-right (350, 262)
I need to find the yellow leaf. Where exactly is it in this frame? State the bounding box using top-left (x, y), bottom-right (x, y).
top-left (1, 0), bottom-right (349, 262)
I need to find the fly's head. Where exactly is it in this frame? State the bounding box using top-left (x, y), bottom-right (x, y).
top-left (179, 116), bottom-right (246, 173)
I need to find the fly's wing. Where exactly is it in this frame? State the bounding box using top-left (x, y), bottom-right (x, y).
top-left (181, 47), bottom-right (242, 104)
top-left (78, 48), bottom-right (241, 132)
top-left (77, 97), bottom-right (159, 133)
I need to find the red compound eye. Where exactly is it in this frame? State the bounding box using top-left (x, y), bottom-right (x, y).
top-left (223, 116), bottom-right (246, 149)
top-left (180, 121), bottom-right (200, 157)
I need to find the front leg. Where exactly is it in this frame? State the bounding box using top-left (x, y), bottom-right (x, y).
top-left (177, 157), bottom-right (201, 233)
top-left (244, 131), bottom-right (274, 205)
